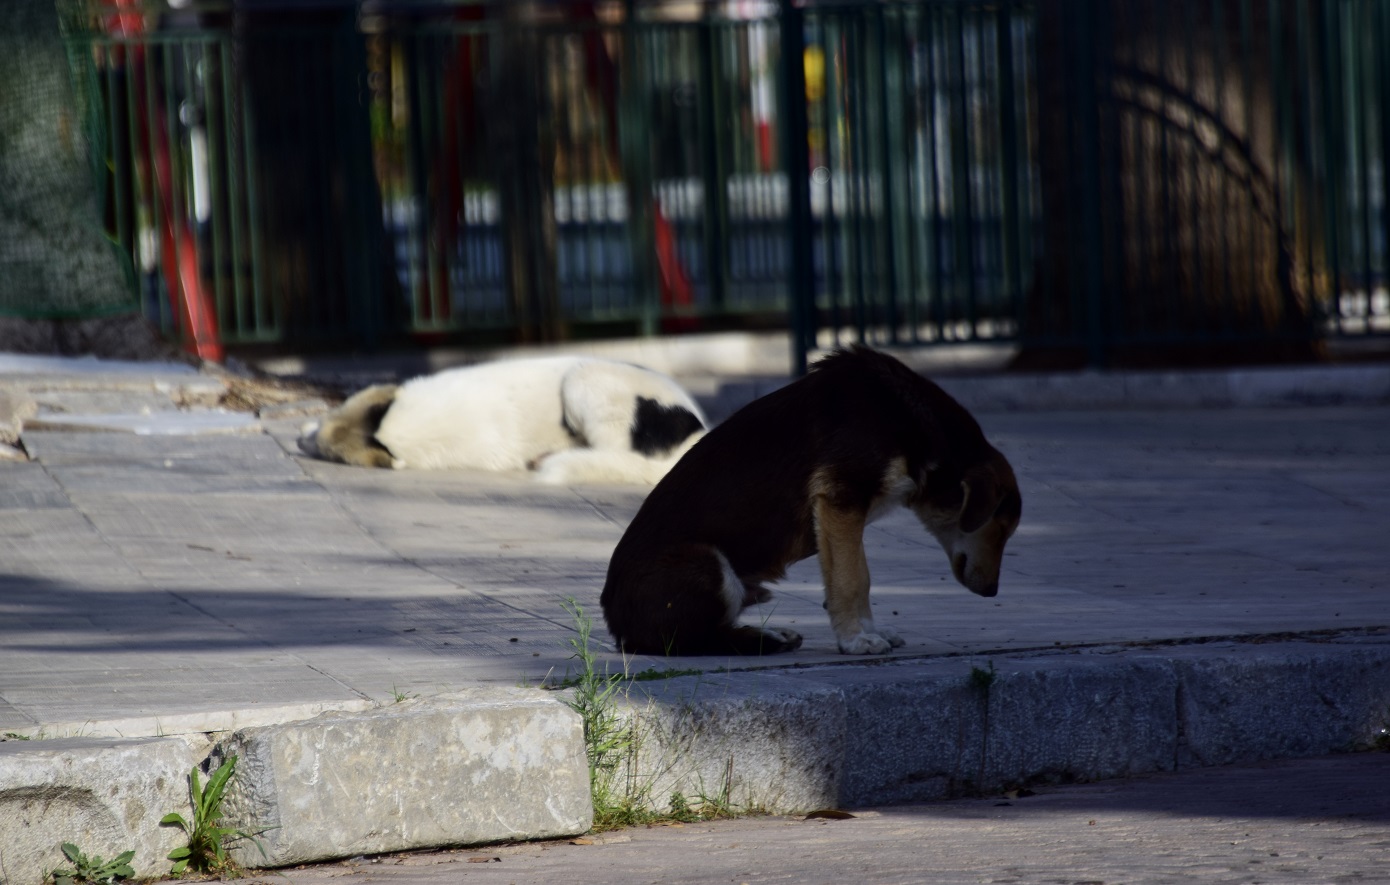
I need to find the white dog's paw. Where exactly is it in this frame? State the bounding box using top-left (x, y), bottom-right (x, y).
top-left (838, 632), bottom-right (894, 655)
top-left (530, 452), bottom-right (569, 484)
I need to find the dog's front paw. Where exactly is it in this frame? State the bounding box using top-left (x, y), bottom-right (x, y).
top-left (838, 632), bottom-right (894, 655)
top-left (873, 625), bottom-right (906, 648)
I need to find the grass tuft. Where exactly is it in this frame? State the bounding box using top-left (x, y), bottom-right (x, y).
top-left (160, 755), bottom-right (271, 876)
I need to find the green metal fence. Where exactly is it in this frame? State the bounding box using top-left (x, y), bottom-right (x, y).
top-left (57, 0), bottom-right (1390, 365)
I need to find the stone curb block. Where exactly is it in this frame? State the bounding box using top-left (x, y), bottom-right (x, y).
top-left (0, 736), bottom-right (204, 885)
top-left (786, 656), bottom-right (1181, 806)
top-left (215, 689), bottom-right (592, 868)
top-left (621, 640), bottom-right (1390, 814)
top-left (1159, 642), bottom-right (1390, 767)
top-left (615, 673), bottom-right (845, 814)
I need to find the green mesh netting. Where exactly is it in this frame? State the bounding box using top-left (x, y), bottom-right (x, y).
top-left (0, 0), bottom-right (136, 319)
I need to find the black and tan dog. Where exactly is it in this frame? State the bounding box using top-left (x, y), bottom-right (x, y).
top-left (601, 346), bottom-right (1021, 656)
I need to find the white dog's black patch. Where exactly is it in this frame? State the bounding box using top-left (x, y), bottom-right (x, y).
top-left (631, 397), bottom-right (705, 456)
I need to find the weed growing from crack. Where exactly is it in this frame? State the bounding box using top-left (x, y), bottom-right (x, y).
top-left (559, 598), bottom-right (648, 829)
top-left (50, 844), bottom-right (134, 885)
top-left (558, 598), bottom-right (755, 831)
top-left (968, 661), bottom-right (998, 796)
top-left (160, 755), bottom-right (270, 875)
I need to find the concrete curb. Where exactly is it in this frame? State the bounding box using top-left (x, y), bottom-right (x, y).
top-left (1, 636), bottom-right (1387, 884)
top-left (215, 689), bottom-right (592, 868)
top-left (606, 636), bottom-right (1390, 815)
top-left (0, 735), bottom-right (206, 883)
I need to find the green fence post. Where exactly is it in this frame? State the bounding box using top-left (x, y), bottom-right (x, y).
top-left (779, 0), bottom-right (814, 375)
top-left (697, 17), bottom-right (729, 313)
top-left (621, 0), bottom-right (659, 337)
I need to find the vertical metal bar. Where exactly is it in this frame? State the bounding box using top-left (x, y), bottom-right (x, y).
top-left (1212, 0), bottom-right (1233, 330)
top-left (901, 4), bottom-right (923, 343)
top-left (1355, 0), bottom-right (1373, 318)
top-left (1377, 0), bottom-right (1390, 309)
top-left (778, 0), bottom-right (815, 375)
top-left (1073, 0), bottom-right (1105, 366)
top-left (620, 0), bottom-right (658, 337)
top-left (698, 17), bottom-right (729, 313)
top-left (1184, 0), bottom-right (1207, 337)
top-left (949, 4), bottom-right (976, 340)
top-left (191, 40), bottom-right (225, 338)
top-left (104, 44), bottom-right (135, 287)
top-left (1316, 0), bottom-right (1343, 333)
top-left (996, 1), bottom-right (1022, 340)
top-left (837, 16), bottom-right (859, 340)
top-left (924, 5), bottom-right (945, 341)
top-left (820, 16), bottom-right (844, 343)
top-left (1293, 0), bottom-right (1318, 322)
top-left (216, 37), bottom-right (245, 339)
top-left (1245, 0), bottom-right (1267, 330)
top-left (874, 5), bottom-right (904, 342)
top-left (147, 40), bottom-right (171, 333)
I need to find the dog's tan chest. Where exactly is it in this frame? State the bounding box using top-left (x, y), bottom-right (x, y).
top-left (866, 457), bottom-right (917, 525)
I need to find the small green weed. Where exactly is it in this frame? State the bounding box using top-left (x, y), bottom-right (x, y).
top-left (968, 661), bottom-right (998, 695)
top-left (560, 598), bottom-right (646, 830)
top-left (967, 660), bottom-right (999, 797)
top-left (389, 684), bottom-right (419, 704)
top-left (557, 599), bottom-right (756, 832)
top-left (160, 755), bottom-right (268, 875)
top-left (50, 843), bottom-right (134, 885)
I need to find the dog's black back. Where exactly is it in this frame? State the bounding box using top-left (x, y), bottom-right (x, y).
top-left (601, 347), bottom-right (997, 655)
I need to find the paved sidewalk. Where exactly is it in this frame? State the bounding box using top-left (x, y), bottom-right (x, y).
top-left (1, 357), bottom-right (1387, 737)
top-left (223, 752), bottom-right (1390, 885)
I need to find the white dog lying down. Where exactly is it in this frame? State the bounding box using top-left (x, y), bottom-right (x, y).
top-left (297, 356), bottom-right (708, 485)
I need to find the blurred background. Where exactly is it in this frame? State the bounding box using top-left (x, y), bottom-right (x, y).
top-left (5, 0), bottom-right (1389, 371)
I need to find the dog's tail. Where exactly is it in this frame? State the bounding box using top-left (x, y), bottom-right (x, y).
top-left (601, 543), bottom-right (802, 656)
top-left (533, 432), bottom-right (704, 485)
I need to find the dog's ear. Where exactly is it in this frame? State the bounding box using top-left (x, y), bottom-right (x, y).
top-left (958, 468), bottom-right (1003, 534)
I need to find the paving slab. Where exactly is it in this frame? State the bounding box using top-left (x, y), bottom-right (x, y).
top-left (0, 352), bottom-right (1387, 883)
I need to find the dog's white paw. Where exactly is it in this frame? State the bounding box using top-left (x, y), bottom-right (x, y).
top-left (838, 632), bottom-right (894, 655)
top-left (873, 625), bottom-right (906, 648)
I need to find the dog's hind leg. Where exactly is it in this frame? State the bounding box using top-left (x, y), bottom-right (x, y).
top-left (602, 544), bottom-right (800, 656)
top-left (740, 579), bottom-right (774, 607)
top-left (814, 497), bottom-right (904, 654)
top-left (723, 624), bottom-right (802, 655)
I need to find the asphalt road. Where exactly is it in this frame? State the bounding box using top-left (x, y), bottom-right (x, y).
top-left (230, 752), bottom-right (1390, 885)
